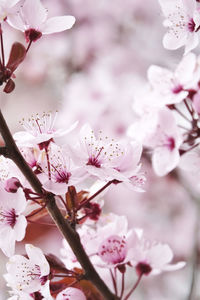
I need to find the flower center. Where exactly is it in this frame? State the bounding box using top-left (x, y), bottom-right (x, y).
top-left (172, 84), bottom-right (183, 94)
top-left (187, 18), bottom-right (195, 32)
top-left (136, 262), bottom-right (152, 276)
top-left (25, 28), bottom-right (42, 43)
top-left (0, 208), bottom-right (18, 228)
top-left (165, 137), bottom-right (175, 151)
top-left (98, 235), bottom-right (127, 265)
top-left (55, 170), bottom-right (71, 183)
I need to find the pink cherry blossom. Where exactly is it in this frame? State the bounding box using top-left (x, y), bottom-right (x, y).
top-left (0, 186), bottom-right (27, 257)
top-left (70, 124), bottom-right (144, 186)
top-left (56, 287), bottom-right (86, 300)
top-left (8, 0), bottom-right (75, 42)
top-left (147, 53), bottom-right (197, 105)
top-left (13, 112), bottom-right (78, 147)
top-left (159, 0), bottom-right (200, 53)
top-left (39, 143), bottom-right (84, 195)
top-left (145, 108), bottom-right (182, 176)
top-left (61, 214), bottom-right (129, 268)
top-left (4, 244), bottom-right (50, 294)
top-left (97, 231), bottom-right (138, 268)
top-left (131, 235), bottom-right (185, 276)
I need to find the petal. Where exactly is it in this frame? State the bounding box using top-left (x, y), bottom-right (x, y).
top-left (21, 0), bottom-right (47, 28)
top-left (7, 12), bottom-right (25, 32)
top-left (56, 287), bottom-right (86, 300)
top-left (6, 0), bottom-right (21, 9)
top-left (25, 244), bottom-right (50, 276)
top-left (42, 16), bottom-right (75, 34)
top-left (146, 244), bottom-right (173, 268)
top-left (162, 261), bottom-right (186, 271)
top-left (42, 180), bottom-right (69, 195)
top-left (14, 215), bottom-right (27, 241)
top-left (184, 33), bottom-right (199, 55)
top-left (0, 227), bottom-right (15, 257)
top-left (163, 30), bottom-right (187, 50)
top-left (175, 52), bottom-right (196, 84)
top-left (152, 147), bottom-right (180, 176)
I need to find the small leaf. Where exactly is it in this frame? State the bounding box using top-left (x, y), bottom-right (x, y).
top-left (6, 42), bottom-right (26, 73)
top-left (3, 79), bottom-right (15, 93)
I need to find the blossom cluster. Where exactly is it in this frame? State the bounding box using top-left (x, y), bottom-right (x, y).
top-left (0, 0), bottom-right (197, 299)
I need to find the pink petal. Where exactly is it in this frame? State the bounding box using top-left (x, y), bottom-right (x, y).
top-left (21, 0), bottom-right (47, 28)
top-left (56, 287), bottom-right (86, 300)
top-left (152, 147), bottom-right (180, 176)
top-left (163, 30), bottom-right (187, 50)
top-left (42, 16), bottom-right (75, 34)
top-left (25, 244), bottom-right (50, 276)
top-left (14, 215), bottom-right (27, 241)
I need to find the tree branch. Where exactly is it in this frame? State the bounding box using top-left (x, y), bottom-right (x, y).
top-left (0, 146), bottom-right (8, 157)
top-left (0, 109), bottom-right (118, 300)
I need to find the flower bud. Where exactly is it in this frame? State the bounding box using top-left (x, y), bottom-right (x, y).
top-left (4, 177), bottom-right (21, 193)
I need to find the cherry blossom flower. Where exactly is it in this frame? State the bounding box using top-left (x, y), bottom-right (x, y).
top-left (4, 244), bottom-right (50, 294)
top-left (8, 0), bottom-right (75, 43)
top-left (147, 53), bottom-right (197, 105)
top-left (61, 213), bottom-right (137, 269)
top-left (40, 143), bottom-right (85, 194)
top-left (145, 108), bottom-right (182, 176)
top-left (131, 235), bottom-right (185, 276)
top-left (0, 186), bottom-right (27, 257)
top-left (0, 0), bottom-right (20, 23)
top-left (13, 112), bottom-right (78, 147)
top-left (159, 0), bottom-right (200, 54)
top-left (56, 287), bottom-right (86, 300)
top-left (70, 124), bottom-right (144, 187)
top-left (97, 231), bottom-right (138, 268)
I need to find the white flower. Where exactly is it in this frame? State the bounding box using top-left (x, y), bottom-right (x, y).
top-left (147, 53), bottom-right (197, 105)
top-left (14, 112), bottom-right (78, 147)
top-left (5, 244), bottom-right (50, 294)
top-left (0, 186), bottom-right (27, 257)
top-left (8, 0), bottom-right (75, 42)
top-left (159, 0), bottom-right (200, 54)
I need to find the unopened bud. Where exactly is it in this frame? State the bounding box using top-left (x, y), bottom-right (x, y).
top-left (4, 177), bottom-right (22, 193)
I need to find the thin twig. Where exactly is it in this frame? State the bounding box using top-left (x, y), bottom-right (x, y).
top-left (123, 275), bottom-right (142, 300)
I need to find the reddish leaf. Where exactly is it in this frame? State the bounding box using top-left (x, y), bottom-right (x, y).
top-left (46, 254), bottom-right (67, 273)
top-left (6, 42), bottom-right (26, 73)
top-left (3, 79), bottom-right (15, 93)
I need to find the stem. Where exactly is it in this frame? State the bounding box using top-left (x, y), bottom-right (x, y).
top-left (123, 275), bottom-right (142, 300)
top-left (187, 202), bottom-right (200, 300)
top-left (0, 109), bottom-right (118, 300)
top-left (120, 272), bottom-right (125, 299)
top-left (0, 25), bottom-right (5, 67)
top-left (174, 107), bottom-right (191, 123)
top-left (45, 147), bottom-right (51, 180)
top-left (78, 181), bottom-right (113, 209)
top-left (110, 269), bottom-right (118, 296)
top-left (26, 40), bottom-right (32, 53)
